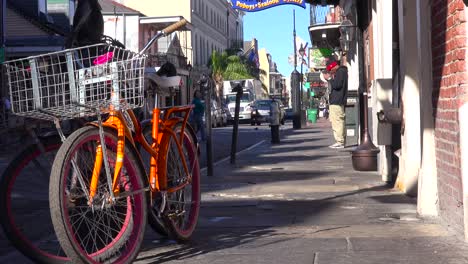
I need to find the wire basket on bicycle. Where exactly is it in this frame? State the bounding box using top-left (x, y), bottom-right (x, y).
top-left (2, 44), bottom-right (146, 121)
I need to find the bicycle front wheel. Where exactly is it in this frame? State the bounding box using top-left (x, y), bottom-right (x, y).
top-left (49, 126), bottom-right (147, 264)
top-left (0, 136), bottom-right (70, 264)
top-left (158, 123), bottom-right (201, 241)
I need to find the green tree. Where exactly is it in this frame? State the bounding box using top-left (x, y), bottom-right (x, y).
top-left (209, 51), bottom-right (253, 104)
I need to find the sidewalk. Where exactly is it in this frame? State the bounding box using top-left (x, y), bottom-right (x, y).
top-left (137, 119), bottom-right (468, 264)
top-left (2, 119), bottom-right (468, 263)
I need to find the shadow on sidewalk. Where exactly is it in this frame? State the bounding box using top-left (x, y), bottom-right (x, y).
top-left (137, 184), bottom-right (405, 263)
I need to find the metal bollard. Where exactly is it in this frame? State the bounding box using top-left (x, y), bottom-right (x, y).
top-left (269, 99), bottom-right (280, 144)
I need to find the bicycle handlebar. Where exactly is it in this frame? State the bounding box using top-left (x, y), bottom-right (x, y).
top-left (162, 19), bottom-right (188, 35)
top-left (138, 19), bottom-right (188, 56)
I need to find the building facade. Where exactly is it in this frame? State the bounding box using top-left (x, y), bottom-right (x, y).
top-left (308, 0), bottom-right (468, 240)
top-left (117, 0), bottom-right (244, 102)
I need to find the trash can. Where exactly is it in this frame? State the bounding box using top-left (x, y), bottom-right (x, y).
top-left (307, 108), bottom-right (318, 123)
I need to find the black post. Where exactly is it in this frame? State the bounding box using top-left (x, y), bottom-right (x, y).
top-left (230, 81), bottom-right (243, 164)
top-left (291, 70), bottom-right (301, 129)
top-left (200, 75), bottom-right (214, 176)
top-left (206, 79), bottom-right (213, 176)
top-left (0, 0), bottom-right (5, 62)
top-left (291, 10), bottom-right (302, 129)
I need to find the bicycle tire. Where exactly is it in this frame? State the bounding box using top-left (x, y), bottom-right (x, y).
top-left (49, 126), bottom-right (147, 264)
top-left (0, 136), bottom-right (70, 264)
top-left (158, 123), bottom-right (201, 241)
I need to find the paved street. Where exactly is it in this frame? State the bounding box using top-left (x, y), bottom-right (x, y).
top-left (2, 119), bottom-right (468, 263)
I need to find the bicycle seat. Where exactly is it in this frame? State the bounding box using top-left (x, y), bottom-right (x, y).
top-left (145, 67), bottom-right (181, 96)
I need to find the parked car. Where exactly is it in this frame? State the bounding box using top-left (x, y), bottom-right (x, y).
top-left (220, 106), bottom-right (228, 126)
top-left (250, 99), bottom-right (285, 126)
top-left (211, 100), bottom-right (225, 127)
top-left (284, 107), bottom-right (294, 120)
top-left (223, 104), bottom-right (232, 125)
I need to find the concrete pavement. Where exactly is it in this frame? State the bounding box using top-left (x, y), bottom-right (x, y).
top-left (2, 119), bottom-right (468, 263)
top-left (136, 119), bottom-right (468, 264)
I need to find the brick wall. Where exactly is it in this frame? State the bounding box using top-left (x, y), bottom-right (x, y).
top-left (431, 0), bottom-right (466, 232)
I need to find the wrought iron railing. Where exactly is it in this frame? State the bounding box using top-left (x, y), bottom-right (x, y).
top-left (230, 40), bottom-right (244, 50)
top-left (310, 5), bottom-right (344, 26)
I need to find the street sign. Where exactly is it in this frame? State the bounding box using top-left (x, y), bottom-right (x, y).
top-left (0, 47), bottom-right (4, 63)
top-left (231, 0), bottom-right (306, 12)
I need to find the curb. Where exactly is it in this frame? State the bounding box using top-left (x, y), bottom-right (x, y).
top-left (200, 139), bottom-right (266, 174)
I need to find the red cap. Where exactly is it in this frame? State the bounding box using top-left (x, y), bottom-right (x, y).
top-left (326, 61), bottom-right (338, 72)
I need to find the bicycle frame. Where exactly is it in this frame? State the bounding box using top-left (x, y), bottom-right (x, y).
top-left (87, 104), bottom-right (194, 202)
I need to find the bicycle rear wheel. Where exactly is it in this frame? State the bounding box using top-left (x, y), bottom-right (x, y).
top-left (158, 123), bottom-right (200, 241)
top-left (49, 126), bottom-right (147, 264)
top-left (0, 136), bottom-right (70, 264)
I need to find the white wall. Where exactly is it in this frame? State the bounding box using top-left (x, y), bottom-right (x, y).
top-left (416, 0), bottom-right (438, 217)
top-left (396, 0), bottom-right (421, 196)
top-left (103, 15), bottom-right (140, 52)
top-left (371, 0), bottom-right (393, 182)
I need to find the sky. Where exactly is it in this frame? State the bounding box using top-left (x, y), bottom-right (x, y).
top-left (243, 4), bottom-right (311, 77)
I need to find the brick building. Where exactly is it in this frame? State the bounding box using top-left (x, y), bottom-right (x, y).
top-left (307, 0), bottom-right (468, 239)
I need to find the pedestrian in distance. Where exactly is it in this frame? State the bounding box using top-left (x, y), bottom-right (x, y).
top-left (326, 59), bottom-right (348, 149)
top-left (191, 90), bottom-right (206, 141)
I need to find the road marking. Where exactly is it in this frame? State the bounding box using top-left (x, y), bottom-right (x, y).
top-left (200, 140), bottom-right (266, 173)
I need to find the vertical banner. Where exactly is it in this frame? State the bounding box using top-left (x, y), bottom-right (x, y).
top-left (231, 0), bottom-right (306, 12)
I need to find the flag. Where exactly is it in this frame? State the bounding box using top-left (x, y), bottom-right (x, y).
top-left (248, 50), bottom-right (260, 68)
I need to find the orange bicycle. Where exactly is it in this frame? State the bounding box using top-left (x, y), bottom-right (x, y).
top-left (3, 19), bottom-right (200, 264)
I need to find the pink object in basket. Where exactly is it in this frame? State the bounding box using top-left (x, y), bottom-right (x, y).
top-left (93, 52), bottom-right (114, 65)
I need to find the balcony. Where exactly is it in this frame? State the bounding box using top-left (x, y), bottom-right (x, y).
top-left (309, 5), bottom-right (343, 49)
top-left (306, 0), bottom-right (340, 5)
top-left (229, 39), bottom-right (244, 51)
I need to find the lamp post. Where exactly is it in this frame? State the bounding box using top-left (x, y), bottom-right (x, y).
top-left (299, 43), bottom-right (306, 108)
top-left (338, 19), bottom-right (354, 53)
top-left (298, 44), bottom-right (306, 125)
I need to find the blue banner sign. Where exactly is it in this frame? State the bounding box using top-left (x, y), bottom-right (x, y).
top-left (231, 0), bottom-right (306, 12)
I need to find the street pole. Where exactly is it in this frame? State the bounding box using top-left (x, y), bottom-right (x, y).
top-left (206, 79), bottom-right (213, 176)
top-left (230, 81), bottom-right (243, 164)
top-left (200, 74), bottom-right (214, 176)
top-left (291, 10), bottom-right (302, 129)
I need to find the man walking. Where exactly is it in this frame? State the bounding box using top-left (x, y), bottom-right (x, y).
top-left (326, 60), bottom-right (348, 149)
